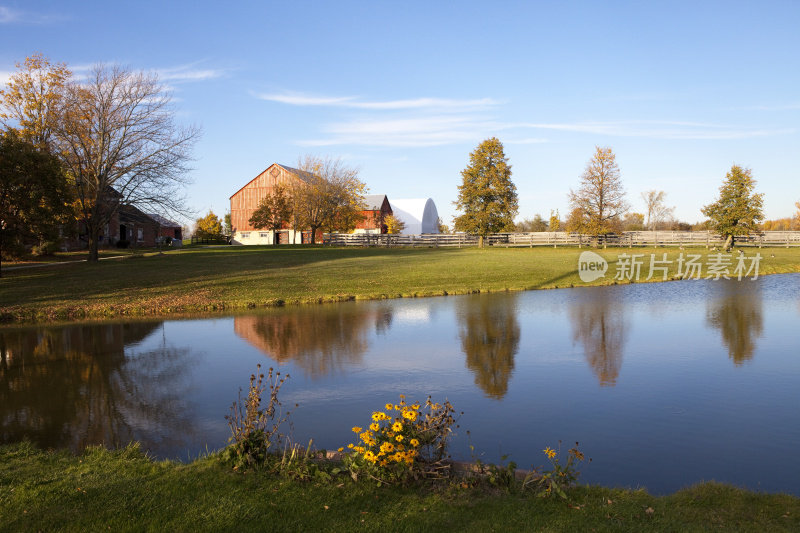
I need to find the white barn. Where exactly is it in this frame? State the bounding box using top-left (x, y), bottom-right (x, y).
top-left (389, 198), bottom-right (440, 234)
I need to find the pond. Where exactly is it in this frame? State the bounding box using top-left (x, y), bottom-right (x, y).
top-left (2, 274), bottom-right (799, 495)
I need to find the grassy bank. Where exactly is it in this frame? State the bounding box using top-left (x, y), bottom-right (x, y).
top-left (1, 442), bottom-right (798, 532)
top-left (2, 246), bottom-right (800, 323)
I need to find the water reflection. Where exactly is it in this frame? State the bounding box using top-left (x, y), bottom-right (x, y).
top-left (569, 289), bottom-right (628, 386)
top-left (0, 323), bottom-right (195, 454)
top-left (457, 293), bottom-right (520, 399)
top-left (706, 281), bottom-right (764, 365)
top-left (233, 304), bottom-right (394, 377)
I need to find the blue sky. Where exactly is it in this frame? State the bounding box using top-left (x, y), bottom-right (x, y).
top-left (1, 1), bottom-right (798, 226)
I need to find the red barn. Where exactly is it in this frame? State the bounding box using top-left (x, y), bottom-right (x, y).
top-left (230, 163), bottom-right (388, 244)
top-left (355, 194), bottom-right (393, 234)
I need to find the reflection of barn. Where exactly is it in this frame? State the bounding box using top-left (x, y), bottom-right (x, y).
top-left (230, 163), bottom-right (389, 244)
top-left (389, 198), bottom-right (440, 234)
top-left (232, 304), bottom-right (393, 377)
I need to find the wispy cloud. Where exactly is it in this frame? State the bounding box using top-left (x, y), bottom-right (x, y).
top-left (155, 63), bottom-right (226, 83)
top-left (299, 115), bottom-right (506, 147)
top-left (258, 91), bottom-right (499, 111)
top-left (520, 120), bottom-right (795, 140)
top-left (0, 5), bottom-right (64, 24)
top-left (743, 103), bottom-right (800, 111)
top-left (298, 116), bottom-right (791, 147)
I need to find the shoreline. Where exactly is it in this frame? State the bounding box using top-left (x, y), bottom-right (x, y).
top-left (2, 246), bottom-right (799, 325)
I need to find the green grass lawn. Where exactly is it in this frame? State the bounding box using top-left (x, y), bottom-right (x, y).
top-left (2, 245), bottom-right (800, 322)
top-left (1, 443), bottom-right (798, 532)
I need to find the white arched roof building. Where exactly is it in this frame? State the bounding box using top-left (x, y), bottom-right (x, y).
top-left (389, 198), bottom-right (440, 234)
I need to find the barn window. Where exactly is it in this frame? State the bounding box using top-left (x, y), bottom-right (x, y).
top-left (241, 232), bottom-right (250, 238)
top-left (259, 232), bottom-right (269, 238)
top-left (137, 228), bottom-right (143, 241)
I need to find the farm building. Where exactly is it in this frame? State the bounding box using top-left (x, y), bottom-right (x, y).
top-left (354, 194), bottom-right (392, 234)
top-left (389, 198), bottom-right (440, 234)
top-left (230, 163), bottom-right (389, 244)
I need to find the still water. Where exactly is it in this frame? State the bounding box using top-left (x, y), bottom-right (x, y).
top-left (2, 274), bottom-right (799, 494)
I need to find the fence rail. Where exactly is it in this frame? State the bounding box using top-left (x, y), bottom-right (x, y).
top-left (323, 231), bottom-right (800, 248)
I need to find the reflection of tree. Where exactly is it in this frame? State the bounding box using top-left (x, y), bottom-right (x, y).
top-left (234, 304), bottom-right (393, 378)
top-left (706, 281), bottom-right (763, 365)
top-left (0, 322), bottom-right (195, 455)
top-left (457, 293), bottom-right (519, 399)
top-left (569, 289), bottom-right (627, 386)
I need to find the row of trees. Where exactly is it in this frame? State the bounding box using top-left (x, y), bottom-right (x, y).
top-left (453, 138), bottom-right (787, 245)
top-left (0, 54), bottom-right (197, 261)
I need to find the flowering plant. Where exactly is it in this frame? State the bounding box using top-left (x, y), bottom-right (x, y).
top-left (523, 441), bottom-right (587, 499)
top-left (342, 395), bottom-right (458, 483)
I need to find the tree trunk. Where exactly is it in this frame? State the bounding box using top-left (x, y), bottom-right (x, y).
top-left (88, 224), bottom-right (100, 261)
top-left (478, 235), bottom-right (485, 248)
top-left (310, 225), bottom-right (319, 244)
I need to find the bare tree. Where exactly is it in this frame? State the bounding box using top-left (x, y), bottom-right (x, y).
top-left (567, 146), bottom-right (629, 235)
top-left (641, 190), bottom-right (675, 230)
top-left (53, 64), bottom-right (199, 261)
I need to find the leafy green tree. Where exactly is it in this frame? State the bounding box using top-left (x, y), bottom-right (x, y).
top-left (549, 210), bottom-right (560, 232)
top-left (249, 184), bottom-right (293, 245)
top-left (454, 137), bottom-right (518, 246)
top-left (223, 212), bottom-right (233, 236)
top-left (0, 130), bottom-right (74, 267)
top-left (701, 165), bottom-right (764, 244)
top-left (436, 217), bottom-right (450, 234)
top-left (568, 147), bottom-right (629, 235)
top-left (195, 211), bottom-right (223, 239)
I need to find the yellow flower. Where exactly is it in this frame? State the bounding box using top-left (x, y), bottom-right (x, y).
top-left (352, 426), bottom-right (362, 433)
top-left (392, 421), bottom-right (403, 432)
top-left (544, 447), bottom-right (557, 459)
top-left (370, 422), bottom-right (380, 432)
top-left (347, 443), bottom-right (354, 449)
top-left (411, 403), bottom-right (420, 410)
top-left (385, 403), bottom-right (394, 410)
top-left (399, 394), bottom-right (405, 399)
top-left (395, 434), bottom-right (404, 442)
top-left (402, 410), bottom-right (417, 421)
top-left (409, 439), bottom-right (420, 447)
top-left (380, 442), bottom-right (395, 453)
top-left (337, 447), bottom-right (344, 452)
top-left (364, 450), bottom-right (377, 463)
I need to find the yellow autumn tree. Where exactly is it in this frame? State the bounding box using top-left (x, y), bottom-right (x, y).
top-left (195, 211), bottom-right (223, 239)
top-left (0, 53), bottom-right (71, 149)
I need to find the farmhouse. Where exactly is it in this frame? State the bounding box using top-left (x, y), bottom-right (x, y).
top-left (230, 163), bottom-right (389, 244)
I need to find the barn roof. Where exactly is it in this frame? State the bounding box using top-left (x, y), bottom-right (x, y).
top-left (362, 194), bottom-right (388, 211)
top-left (230, 162), bottom-right (320, 199)
top-left (147, 213), bottom-right (181, 228)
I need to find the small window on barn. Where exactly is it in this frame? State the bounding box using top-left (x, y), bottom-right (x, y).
top-left (137, 228), bottom-right (143, 241)
top-left (241, 232), bottom-right (250, 238)
top-left (259, 232), bottom-right (269, 238)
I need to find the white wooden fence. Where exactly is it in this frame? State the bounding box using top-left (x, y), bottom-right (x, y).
top-left (323, 231), bottom-right (800, 248)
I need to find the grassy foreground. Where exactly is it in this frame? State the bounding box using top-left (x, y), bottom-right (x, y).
top-left (1, 443), bottom-right (798, 532)
top-left (2, 245), bottom-right (800, 322)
